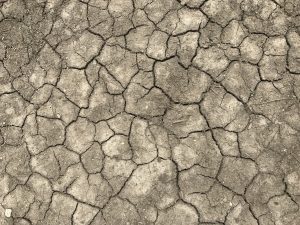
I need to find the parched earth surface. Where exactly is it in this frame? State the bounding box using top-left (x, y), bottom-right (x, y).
top-left (0, 0), bottom-right (300, 225)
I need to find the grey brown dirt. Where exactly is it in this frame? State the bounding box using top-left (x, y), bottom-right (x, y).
top-left (0, 0), bottom-right (300, 225)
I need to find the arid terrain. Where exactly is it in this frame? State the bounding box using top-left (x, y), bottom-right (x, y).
top-left (0, 0), bottom-right (300, 224)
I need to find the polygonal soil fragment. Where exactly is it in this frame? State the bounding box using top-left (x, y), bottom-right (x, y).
top-left (0, 126), bottom-right (23, 146)
top-left (163, 104), bottom-right (208, 138)
top-left (177, 32), bottom-right (199, 67)
top-left (97, 44), bottom-right (138, 87)
top-left (201, 0), bottom-right (242, 26)
top-left (219, 61), bottom-right (260, 102)
top-left (1, 144), bottom-right (31, 183)
top-left (37, 117), bottom-right (65, 146)
top-left (94, 121), bottom-right (114, 143)
top-left (102, 157), bottom-right (137, 194)
top-left (217, 157), bottom-right (258, 194)
top-left (80, 81), bottom-right (124, 122)
top-left (60, 0), bottom-right (88, 32)
top-left (199, 22), bottom-right (222, 48)
top-left (120, 159), bottom-right (178, 210)
top-left (173, 132), bottom-right (222, 176)
top-left (179, 165), bottom-right (215, 198)
top-left (12, 76), bottom-right (35, 101)
top-left (147, 124), bottom-right (172, 159)
top-left (126, 25), bottom-right (154, 53)
top-left (155, 58), bottom-right (211, 103)
top-left (40, 193), bottom-right (77, 225)
top-left (38, 88), bottom-right (79, 124)
top-left (155, 201), bottom-right (199, 225)
top-left (108, 113), bottom-right (134, 135)
top-left (31, 145), bottom-right (79, 180)
top-left (57, 31), bottom-right (104, 68)
top-left (29, 44), bottom-right (61, 88)
top-left (65, 117), bottom-right (95, 154)
top-left (213, 129), bottom-right (239, 157)
top-left (0, 62), bottom-right (13, 94)
top-left (248, 82), bottom-right (294, 121)
top-left (193, 46), bottom-right (230, 78)
top-left (109, 0), bottom-right (133, 16)
top-left (87, 4), bottom-right (113, 39)
top-left (179, 0), bottom-right (206, 7)
top-left (30, 84), bottom-right (53, 105)
top-left (146, 30), bottom-right (170, 60)
top-left (238, 115), bottom-right (271, 159)
top-left (103, 197), bottom-right (141, 225)
top-left (81, 142), bottom-right (104, 174)
top-left (85, 60), bottom-right (101, 87)
top-left (173, 8), bottom-right (207, 35)
top-left (241, 0), bottom-right (277, 20)
top-left (240, 34), bottom-right (266, 64)
top-left (264, 36), bottom-right (288, 56)
top-left (247, 7), bottom-right (289, 36)
top-left (67, 173), bottom-right (112, 208)
top-left (267, 195), bottom-right (300, 225)
top-left (2, 185), bottom-right (35, 218)
top-left (143, 0), bottom-right (180, 24)
top-left (0, 20), bottom-right (34, 78)
top-left (0, 93), bottom-right (31, 126)
top-left (256, 150), bottom-right (282, 174)
top-left (24, 134), bottom-right (47, 155)
top-left (281, 111), bottom-right (300, 140)
top-left (26, 174), bottom-right (53, 223)
top-left (187, 183), bottom-right (243, 223)
top-left (285, 168), bottom-right (300, 196)
top-left (58, 68), bottom-right (92, 108)
top-left (200, 85), bottom-right (249, 131)
top-left (129, 70), bottom-right (154, 89)
top-left (73, 203), bottom-right (99, 225)
top-left (225, 202), bottom-right (258, 225)
top-left (221, 20), bottom-right (247, 47)
top-left (259, 55), bottom-right (286, 81)
top-left (125, 83), bottom-right (170, 117)
top-left (246, 173), bottom-right (285, 217)
top-left (102, 135), bottom-right (132, 160)
top-left (287, 31), bottom-right (300, 73)
top-left (129, 118), bottom-right (157, 164)
top-left (107, 0), bottom-right (134, 36)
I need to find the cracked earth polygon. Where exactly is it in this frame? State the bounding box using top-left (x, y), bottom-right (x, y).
top-left (0, 0), bottom-right (300, 225)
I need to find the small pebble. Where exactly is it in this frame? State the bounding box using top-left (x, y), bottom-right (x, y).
top-left (5, 208), bottom-right (12, 218)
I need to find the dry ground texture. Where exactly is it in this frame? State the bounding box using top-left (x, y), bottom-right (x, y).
top-left (0, 0), bottom-right (300, 224)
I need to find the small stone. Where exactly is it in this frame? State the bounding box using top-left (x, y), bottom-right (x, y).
top-left (5, 209), bottom-right (12, 218)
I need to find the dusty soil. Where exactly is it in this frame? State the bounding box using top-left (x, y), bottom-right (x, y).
top-left (0, 0), bottom-right (300, 224)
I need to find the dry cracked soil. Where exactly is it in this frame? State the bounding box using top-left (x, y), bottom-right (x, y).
top-left (0, 0), bottom-right (300, 225)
